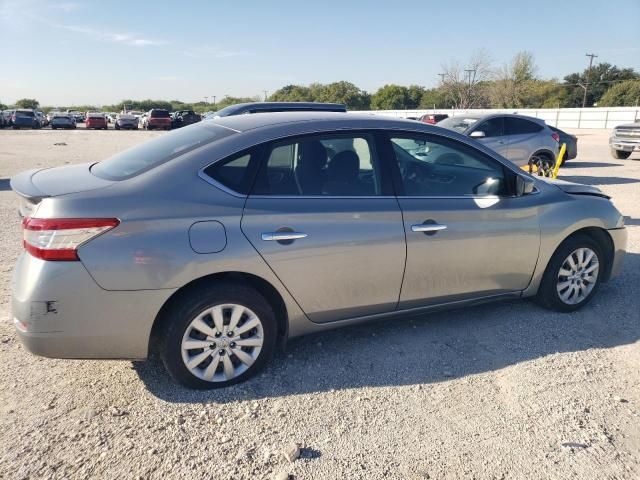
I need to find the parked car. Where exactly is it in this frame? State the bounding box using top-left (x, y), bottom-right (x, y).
top-left (106, 112), bottom-right (117, 124)
top-left (549, 126), bottom-right (577, 163)
top-left (419, 113), bottom-right (449, 125)
top-left (140, 109), bottom-right (172, 130)
top-left (1, 110), bottom-right (13, 127)
top-left (609, 122), bottom-right (640, 159)
top-left (206, 102), bottom-right (347, 119)
top-left (50, 113), bottom-right (76, 129)
top-left (438, 114), bottom-right (559, 170)
top-left (85, 113), bottom-right (108, 130)
top-left (0, 110), bottom-right (6, 128)
top-left (171, 110), bottom-right (201, 129)
top-left (67, 110), bottom-right (85, 123)
top-left (10, 109), bottom-right (40, 129)
top-left (114, 113), bottom-right (138, 130)
top-left (35, 111), bottom-right (47, 128)
top-left (10, 112), bottom-right (626, 389)
top-left (46, 111), bottom-right (60, 124)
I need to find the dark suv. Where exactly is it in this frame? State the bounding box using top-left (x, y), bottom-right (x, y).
top-left (142, 109), bottom-right (172, 130)
top-left (171, 110), bottom-right (201, 129)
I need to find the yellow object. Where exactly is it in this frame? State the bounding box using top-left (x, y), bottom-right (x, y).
top-left (552, 143), bottom-right (566, 179)
top-left (520, 143), bottom-right (566, 178)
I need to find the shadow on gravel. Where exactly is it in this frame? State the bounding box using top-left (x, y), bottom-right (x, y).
top-left (0, 179), bottom-right (10, 191)
top-left (561, 161), bottom-right (623, 169)
top-left (560, 175), bottom-right (640, 186)
top-left (134, 252), bottom-right (640, 403)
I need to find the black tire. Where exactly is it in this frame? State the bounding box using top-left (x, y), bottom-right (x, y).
top-left (536, 234), bottom-right (605, 312)
top-left (159, 283), bottom-right (278, 389)
top-left (115, 124), bottom-right (120, 130)
top-left (610, 148), bottom-right (631, 160)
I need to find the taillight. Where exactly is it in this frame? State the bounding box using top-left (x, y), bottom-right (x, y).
top-left (551, 132), bottom-right (560, 143)
top-left (22, 217), bottom-right (119, 261)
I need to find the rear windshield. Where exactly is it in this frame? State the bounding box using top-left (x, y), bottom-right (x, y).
top-left (151, 110), bottom-right (170, 118)
top-left (16, 110), bottom-right (35, 117)
top-left (91, 123), bottom-right (235, 180)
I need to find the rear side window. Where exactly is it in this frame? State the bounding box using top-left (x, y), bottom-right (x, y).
top-left (92, 123), bottom-right (235, 180)
top-left (504, 118), bottom-right (543, 135)
top-left (252, 134), bottom-right (381, 196)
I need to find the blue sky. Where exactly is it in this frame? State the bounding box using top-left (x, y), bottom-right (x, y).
top-left (2, 0), bottom-right (639, 106)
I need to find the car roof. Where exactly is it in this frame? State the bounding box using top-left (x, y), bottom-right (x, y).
top-left (219, 102), bottom-right (347, 115)
top-left (208, 111), bottom-right (450, 134)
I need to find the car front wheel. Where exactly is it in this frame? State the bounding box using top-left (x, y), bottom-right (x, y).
top-left (159, 283), bottom-right (278, 389)
top-left (537, 234), bottom-right (604, 312)
top-left (610, 148), bottom-right (632, 160)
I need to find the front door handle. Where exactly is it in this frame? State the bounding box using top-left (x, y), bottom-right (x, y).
top-left (411, 224), bottom-right (447, 233)
top-left (261, 232), bottom-right (308, 242)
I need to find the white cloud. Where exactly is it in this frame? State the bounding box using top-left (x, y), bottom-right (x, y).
top-left (183, 45), bottom-right (251, 59)
top-left (53, 24), bottom-right (169, 47)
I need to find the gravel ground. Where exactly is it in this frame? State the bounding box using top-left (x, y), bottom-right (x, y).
top-left (0, 128), bottom-right (638, 480)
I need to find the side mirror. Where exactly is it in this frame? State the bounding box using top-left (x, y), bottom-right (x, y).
top-left (470, 130), bottom-right (486, 138)
top-left (516, 175), bottom-right (535, 196)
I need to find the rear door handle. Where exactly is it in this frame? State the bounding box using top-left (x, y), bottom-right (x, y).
top-left (411, 224), bottom-right (447, 233)
top-left (261, 232), bottom-right (308, 241)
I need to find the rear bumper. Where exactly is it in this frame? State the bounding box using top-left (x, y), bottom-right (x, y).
top-left (607, 227), bottom-right (627, 281)
top-left (12, 253), bottom-right (175, 359)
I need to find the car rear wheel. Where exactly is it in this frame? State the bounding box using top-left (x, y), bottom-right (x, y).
top-left (159, 283), bottom-right (278, 389)
top-left (537, 234), bottom-right (604, 312)
top-left (610, 148), bottom-right (631, 160)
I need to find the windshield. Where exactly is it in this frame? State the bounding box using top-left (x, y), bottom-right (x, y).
top-left (91, 122), bottom-right (235, 180)
top-left (16, 110), bottom-right (35, 117)
top-left (438, 117), bottom-right (479, 133)
top-left (151, 110), bottom-right (170, 118)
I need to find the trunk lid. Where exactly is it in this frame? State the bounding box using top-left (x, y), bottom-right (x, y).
top-left (10, 163), bottom-right (115, 216)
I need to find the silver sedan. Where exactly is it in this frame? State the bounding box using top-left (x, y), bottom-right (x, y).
top-left (11, 113), bottom-right (627, 389)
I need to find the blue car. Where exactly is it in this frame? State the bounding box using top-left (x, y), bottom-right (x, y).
top-left (11, 109), bottom-right (40, 129)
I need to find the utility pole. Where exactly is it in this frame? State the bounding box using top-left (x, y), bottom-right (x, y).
top-left (464, 69), bottom-right (476, 108)
top-left (437, 73), bottom-right (445, 84)
top-left (582, 53), bottom-right (598, 108)
top-left (263, 90), bottom-right (268, 101)
top-left (204, 96), bottom-right (209, 104)
top-left (212, 96), bottom-right (216, 107)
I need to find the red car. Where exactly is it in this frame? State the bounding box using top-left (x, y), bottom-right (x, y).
top-left (142, 109), bottom-right (172, 130)
top-left (85, 113), bottom-right (108, 130)
top-left (419, 113), bottom-right (449, 125)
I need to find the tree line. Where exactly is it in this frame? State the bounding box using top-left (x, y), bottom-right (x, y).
top-left (2, 52), bottom-right (638, 113)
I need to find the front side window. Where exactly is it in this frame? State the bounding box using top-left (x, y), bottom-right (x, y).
top-left (473, 117), bottom-right (504, 137)
top-left (252, 134), bottom-right (381, 196)
top-left (390, 134), bottom-right (508, 197)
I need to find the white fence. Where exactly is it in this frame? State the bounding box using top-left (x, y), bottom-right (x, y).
top-left (356, 107), bottom-right (640, 129)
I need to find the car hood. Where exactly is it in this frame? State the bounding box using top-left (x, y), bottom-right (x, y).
top-left (538, 177), bottom-right (609, 199)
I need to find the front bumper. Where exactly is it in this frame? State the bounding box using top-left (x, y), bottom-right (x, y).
top-left (607, 227), bottom-right (627, 281)
top-left (12, 253), bottom-right (175, 359)
top-left (609, 137), bottom-right (640, 152)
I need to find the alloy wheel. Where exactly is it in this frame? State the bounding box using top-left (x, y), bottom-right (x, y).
top-left (556, 247), bottom-right (599, 305)
top-left (180, 304), bottom-right (264, 382)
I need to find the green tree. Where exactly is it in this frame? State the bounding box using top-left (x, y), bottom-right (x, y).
top-left (15, 98), bottom-right (39, 109)
top-left (371, 84), bottom-right (411, 110)
top-left (562, 63), bottom-right (639, 107)
top-left (0, 101), bottom-right (7, 110)
top-left (418, 88), bottom-right (446, 109)
top-left (269, 85), bottom-right (314, 102)
top-left (311, 81), bottom-right (370, 109)
top-left (599, 80), bottom-right (640, 107)
top-left (406, 85), bottom-right (426, 109)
